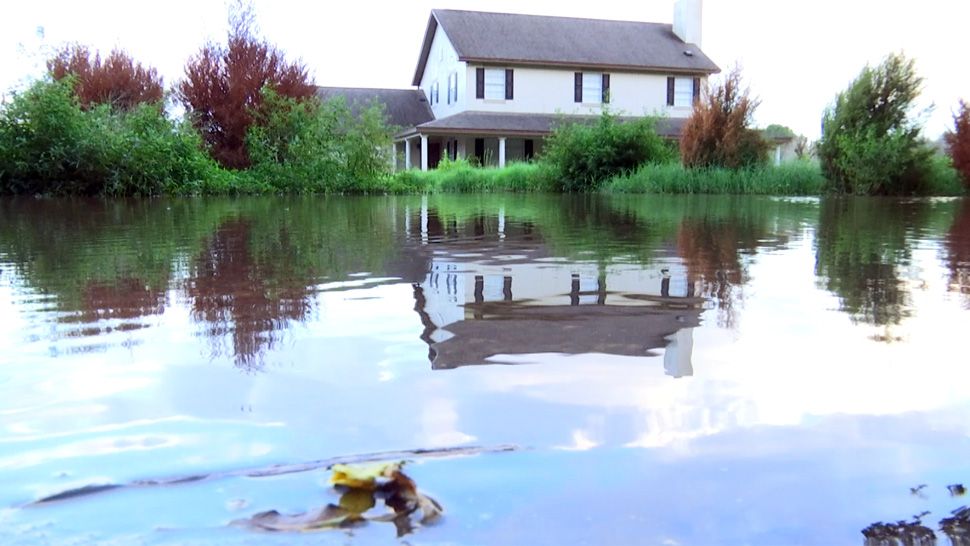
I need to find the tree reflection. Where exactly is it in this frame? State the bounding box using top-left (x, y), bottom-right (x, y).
top-left (815, 198), bottom-right (929, 326)
top-left (187, 218), bottom-right (313, 370)
top-left (946, 199), bottom-right (970, 306)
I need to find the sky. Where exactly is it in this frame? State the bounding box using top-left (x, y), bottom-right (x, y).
top-left (1, 0), bottom-right (968, 140)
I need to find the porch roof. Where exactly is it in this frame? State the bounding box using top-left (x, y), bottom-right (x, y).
top-left (397, 111), bottom-right (687, 139)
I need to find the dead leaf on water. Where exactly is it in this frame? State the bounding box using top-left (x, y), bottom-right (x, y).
top-left (233, 460), bottom-right (442, 537)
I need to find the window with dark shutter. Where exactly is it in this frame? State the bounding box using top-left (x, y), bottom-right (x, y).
top-left (505, 69), bottom-right (514, 100)
top-left (666, 77), bottom-right (675, 106)
top-left (574, 72), bottom-right (583, 103)
top-left (602, 73), bottom-right (610, 103)
top-left (476, 68), bottom-right (485, 99)
top-left (692, 77), bottom-right (701, 105)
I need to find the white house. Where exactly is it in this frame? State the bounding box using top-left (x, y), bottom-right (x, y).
top-left (321, 0), bottom-right (719, 171)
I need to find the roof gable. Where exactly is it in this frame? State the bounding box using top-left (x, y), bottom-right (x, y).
top-left (412, 9), bottom-right (719, 85)
top-left (316, 87), bottom-right (435, 129)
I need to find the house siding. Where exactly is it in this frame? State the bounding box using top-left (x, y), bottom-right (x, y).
top-left (462, 65), bottom-right (702, 118)
top-left (419, 25), bottom-right (467, 119)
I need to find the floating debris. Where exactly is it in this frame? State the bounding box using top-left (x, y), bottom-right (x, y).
top-left (861, 520), bottom-right (936, 546)
top-left (949, 484), bottom-right (967, 497)
top-left (233, 461), bottom-right (443, 537)
top-left (941, 506), bottom-right (970, 539)
top-left (911, 484), bottom-right (928, 496)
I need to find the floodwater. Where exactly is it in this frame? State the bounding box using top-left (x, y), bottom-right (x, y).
top-left (0, 194), bottom-right (968, 545)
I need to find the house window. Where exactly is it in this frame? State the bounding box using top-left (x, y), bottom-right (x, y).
top-left (484, 68), bottom-right (505, 99)
top-left (667, 76), bottom-right (700, 107)
top-left (450, 71), bottom-right (458, 103)
top-left (446, 74), bottom-right (451, 105)
top-left (574, 72), bottom-right (610, 103)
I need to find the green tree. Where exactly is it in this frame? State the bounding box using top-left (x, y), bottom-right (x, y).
top-left (817, 53), bottom-right (933, 195)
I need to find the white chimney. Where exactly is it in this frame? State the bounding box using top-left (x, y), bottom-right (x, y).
top-left (672, 0), bottom-right (702, 47)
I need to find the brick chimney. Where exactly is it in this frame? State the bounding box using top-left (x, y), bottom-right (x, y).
top-left (672, 0), bottom-right (702, 47)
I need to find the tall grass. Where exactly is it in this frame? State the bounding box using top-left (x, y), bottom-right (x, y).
top-left (604, 161), bottom-right (826, 195)
top-left (391, 158), bottom-right (557, 193)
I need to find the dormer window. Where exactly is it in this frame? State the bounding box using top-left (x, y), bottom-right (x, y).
top-left (475, 67), bottom-right (514, 100)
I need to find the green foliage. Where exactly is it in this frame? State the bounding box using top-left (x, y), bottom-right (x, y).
top-left (540, 111), bottom-right (675, 191)
top-left (604, 161), bottom-right (824, 195)
top-left (0, 79), bottom-right (225, 196)
top-left (391, 158), bottom-right (557, 193)
top-left (818, 53), bottom-right (934, 195)
top-left (762, 124), bottom-right (796, 140)
top-left (244, 91), bottom-right (394, 193)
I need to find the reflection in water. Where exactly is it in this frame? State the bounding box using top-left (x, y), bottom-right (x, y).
top-left (946, 199), bottom-right (970, 306)
top-left (187, 219), bottom-right (314, 370)
top-left (815, 198), bottom-right (930, 326)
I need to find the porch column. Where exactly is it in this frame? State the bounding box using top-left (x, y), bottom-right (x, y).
top-left (404, 138), bottom-right (412, 170)
top-left (390, 143), bottom-right (397, 173)
top-left (420, 135), bottom-right (429, 171)
top-left (498, 137), bottom-right (507, 167)
top-left (774, 144), bottom-right (782, 166)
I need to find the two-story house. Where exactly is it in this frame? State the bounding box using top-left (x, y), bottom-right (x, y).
top-left (319, 0), bottom-right (719, 171)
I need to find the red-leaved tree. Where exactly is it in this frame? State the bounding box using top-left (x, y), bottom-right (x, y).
top-left (47, 45), bottom-right (164, 111)
top-left (945, 100), bottom-right (970, 188)
top-left (176, 4), bottom-right (316, 169)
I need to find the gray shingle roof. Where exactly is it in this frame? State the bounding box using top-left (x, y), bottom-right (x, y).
top-left (410, 111), bottom-right (687, 138)
top-left (316, 87), bottom-right (434, 130)
top-left (413, 9), bottom-right (719, 86)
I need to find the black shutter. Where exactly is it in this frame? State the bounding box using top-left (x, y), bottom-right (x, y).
top-left (524, 139), bottom-right (534, 160)
top-left (666, 77), bottom-right (675, 106)
top-left (474, 138), bottom-right (485, 164)
top-left (602, 73), bottom-right (610, 103)
top-left (692, 77), bottom-right (701, 105)
top-left (476, 68), bottom-right (485, 99)
top-left (574, 72), bottom-right (583, 103)
top-left (505, 69), bottom-right (514, 100)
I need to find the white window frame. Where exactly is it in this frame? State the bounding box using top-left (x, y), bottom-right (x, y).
top-left (673, 77), bottom-right (693, 108)
top-left (582, 72), bottom-right (603, 104)
top-left (484, 68), bottom-right (505, 100)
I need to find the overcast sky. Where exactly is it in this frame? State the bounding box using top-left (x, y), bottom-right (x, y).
top-left (2, 0), bottom-right (967, 139)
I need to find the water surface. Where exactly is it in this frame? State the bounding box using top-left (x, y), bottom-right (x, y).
top-left (1, 195), bottom-right (969, 545)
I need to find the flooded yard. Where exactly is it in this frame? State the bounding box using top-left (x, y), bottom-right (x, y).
top-left (1, 194), bottom-right (968, 545)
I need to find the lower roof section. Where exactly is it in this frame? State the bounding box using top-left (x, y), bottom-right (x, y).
top-left (317, 87), bottom-right (435, 131)
top-left (398, 111), bottom-right (687, 139)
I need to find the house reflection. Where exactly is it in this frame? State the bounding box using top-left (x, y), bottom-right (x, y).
top-left (946, 199), bottom-right (970, 305)
top-left (403, 201), bottom-right (706, 371)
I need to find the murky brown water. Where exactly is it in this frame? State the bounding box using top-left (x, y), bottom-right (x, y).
top-left (1, 195), bottom-right (968, 545)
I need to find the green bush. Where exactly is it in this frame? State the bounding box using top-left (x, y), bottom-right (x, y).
top-left (244, 90), bottom-right (393, 193)
top-left (817, 53), bottom-right (934, 195)
top-left (604, 161), bottom-right (825, 195)
top-left (0, 79), bottom-right (226, 196)
top-left (389, 158), bottom-right (556, 193)
top-left (541, 111), bottom-right (675, 191)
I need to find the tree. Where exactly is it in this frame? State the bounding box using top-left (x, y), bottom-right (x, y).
top-left (176, 3), bottom-right (316, 169)
top-left (817, 52), bottom-right (933, 195)
top-left (680, 67), bottom-right (768, 169)
top-left (944, 100), bottom-right (970, 188)
top-left (47, 44), bottom-right (163, 111)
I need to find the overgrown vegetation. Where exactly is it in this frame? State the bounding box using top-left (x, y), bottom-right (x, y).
top-left (176, 3), bottom-right (316, 169)
top-left (945, 100), bottom-right (970, 188)
top-left (0, 79), bottom-right (227, 196)
top-left (817, 53), bottom-right (936, 195)
top-left (604, 161), bottom-right (824, 195)
top-left (393, 158), bottom-right (557, 193)
top-left (47, 44), bottom-right (164, 111)
top-left (540, 112), bottom-right (675, 191)
top-left (680, 67), bottom-right (768, 169)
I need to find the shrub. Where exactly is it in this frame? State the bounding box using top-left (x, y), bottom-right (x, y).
top-left (47, 44), bottom-right (164, 111)
top-left (817, 52), bottom-right (933, 195)
top-left (0, 79), bottom-right (227, 196)
top-left (176, 3), bottom-right (316, 169)
top-left (244, 90), bottom-right (394, 192)
top-left (945, 100), bottom-right (970, 188)
top-left (681, 67), bottom-right (768, 169)
top-left (604, 162), bottom-right (824, 195)
top-left (541, 111), bottom-right (674, 191)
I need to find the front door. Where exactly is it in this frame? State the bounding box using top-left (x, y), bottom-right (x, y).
top-left (428, 142), bottom-right (442, 169)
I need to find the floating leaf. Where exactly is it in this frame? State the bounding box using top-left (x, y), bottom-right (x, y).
top-left (330, 461), bottom-right (402, 489)
top-left (233, 504), bottom-right (352, 532)
top-left (339, 488), bottom-right (376, 515)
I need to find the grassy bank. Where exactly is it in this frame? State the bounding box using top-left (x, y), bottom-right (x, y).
top-left (603, 162), bottom-right (825, 195)
top-left (390, 160), bottom-right (558, 193)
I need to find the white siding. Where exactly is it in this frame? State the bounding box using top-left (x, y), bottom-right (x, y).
top-left (462, 65), bottom-right (701, 118)
top-left (419, 26), bottom-right (467, 119)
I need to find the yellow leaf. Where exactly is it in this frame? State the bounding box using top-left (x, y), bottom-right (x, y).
top-left (330, 461), bottom-right (403, 489)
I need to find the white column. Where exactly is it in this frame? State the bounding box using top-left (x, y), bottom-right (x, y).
top-left (498, 137), bottom-right (507, 167)
top-left (404, 138), bottom-right (412, 170)
top-left (420, 135), bottom-right (429, 171)
top-left (774, 144), bottom-right (782, 166)
top-left (457, 138), bottom-right (467, 161)
top-left (390, 143), bottom-right (397, 172)
top-left (420, 195), bottom-right (429, 245)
